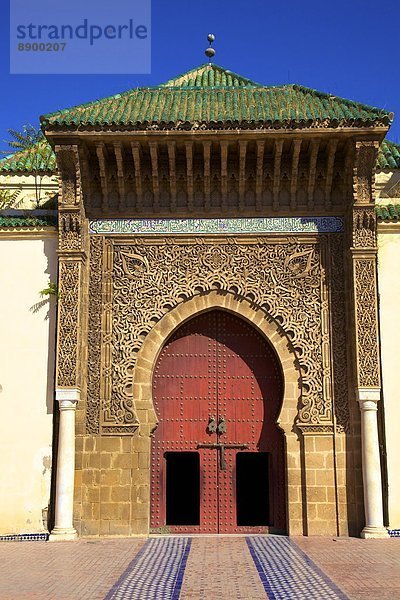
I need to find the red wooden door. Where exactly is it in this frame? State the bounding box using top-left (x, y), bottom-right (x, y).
top-left (151, 310), bottom-right (285, 534)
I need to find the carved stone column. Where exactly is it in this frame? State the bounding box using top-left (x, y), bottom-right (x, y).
top-left (351, 141), bottom-right (388, 538)
top-left (49, 145), bottom-right (88, 541)
top-left (49, 390), bottom-right (79, 541)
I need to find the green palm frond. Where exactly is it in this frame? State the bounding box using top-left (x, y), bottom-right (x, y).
top-left (2, 125), bottom-right (44, 154)
top-left (0, 187), bottom-right (24, 210)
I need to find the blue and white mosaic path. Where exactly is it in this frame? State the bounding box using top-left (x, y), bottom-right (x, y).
top-left (104, 537), bottom-right (191, 600)
top-left (247, 536), bottom-right (348, 600)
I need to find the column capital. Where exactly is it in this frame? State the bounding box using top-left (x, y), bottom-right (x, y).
top-left (356, 387), bottom-right (380, 408)
top-left (55, 388), bottom-right (80, 407)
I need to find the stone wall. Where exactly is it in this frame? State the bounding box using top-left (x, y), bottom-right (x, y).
top-left (71, 232), bottom-right (362, 537)
top-left (74, 434), bottom-right (150, 536)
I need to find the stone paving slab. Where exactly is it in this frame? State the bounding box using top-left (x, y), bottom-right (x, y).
top-left (0, 536), bottom-right (399, 600)
top-left (294, 536), bottom-right (400, 600)
top-left (0, 538), bottom-right (144, 600)
top-left (179, 537), bottom-right (266, 599)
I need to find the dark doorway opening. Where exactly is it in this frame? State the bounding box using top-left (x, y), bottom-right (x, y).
top-left (165, 452), bottom-right (200, 526)
top-left (236, 452), bottom-right (270, 526)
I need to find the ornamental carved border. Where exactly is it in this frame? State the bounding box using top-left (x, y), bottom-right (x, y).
top-left (84, 235), bottom-right (349, 434)
top-left (57, 261), bottom-right (80, 388)
top-left (352, 141), bottom-right (379, 205)
top-left (329, 235), bottom-right (350, 432)
top-left (354, 258), bottom-right (380, 388)
top-left (350, 139), bottom-right (380, 390)
top-left (86, 237), bottom-right (103, 434)
top-left (352, 206), bottom-right (376, 248)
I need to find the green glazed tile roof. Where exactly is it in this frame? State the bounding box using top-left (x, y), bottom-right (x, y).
top-left (0, 141), bottom-right (56, 173)
top-left (160, 64), bottom-right (261, 87)
top-left (376, 140), bottom-right (400, 169)
top-left (40, 63), bottom-right (392, 131)
top-left (0, 215), bottom-right (57, 228)
top-left (376, 204), bottom-right (400, 222)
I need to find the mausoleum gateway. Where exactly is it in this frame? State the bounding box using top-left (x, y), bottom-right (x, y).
top-left (1, 63), bottom-right (400, 540)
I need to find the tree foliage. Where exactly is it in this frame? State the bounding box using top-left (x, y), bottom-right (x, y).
top-left (4, 124), bottom-right (44, 152)
top-left (2, 125), bottom-right (53, 208)
top-left (0, 187), bottom-right (23, 210)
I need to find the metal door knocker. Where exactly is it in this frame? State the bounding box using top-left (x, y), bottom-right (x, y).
top-left (217, 416), bottom-right (226, 435)
top-left (207, 415), bottom-right (217, 434)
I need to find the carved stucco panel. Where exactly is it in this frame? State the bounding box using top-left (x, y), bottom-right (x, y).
top-left (55, 144), bottom-right (81, 207)
top-left (353, 141), bottom-right (379, 205)
top-left (329, 235), bottom-right (350, 432)
top-left (86, 237), bottom-right (103, 434)
top-left (97, 237), bottom-right (340, 431)
top-left (352, 206), bottom-right (376, 248)
top-left (354, 258), bottom-right (380, 388)
top-left (57, 261), bottom-right (80, 388)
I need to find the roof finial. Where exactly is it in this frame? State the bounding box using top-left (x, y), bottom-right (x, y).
top-left (205, 34), bottom-right (216, 65)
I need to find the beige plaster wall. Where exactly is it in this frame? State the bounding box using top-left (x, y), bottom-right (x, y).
top-left (0, 173), bottom-right (58, 208)
top-left (0, 232), bottom-right (57, 534)
top-left (375, 169), bottom-right (400, 201)
top-left (377, 225), bottom-right (400, 529)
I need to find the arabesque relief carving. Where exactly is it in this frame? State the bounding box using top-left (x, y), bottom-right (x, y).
top-left (57, 261), bottom-right (80, 388)
top-left (59, 210), bottom-right (84, 251)
top-left (329, 235), bottom-right (350, 432)
top-left (55, 143), bottom-right (88, 393)
top-left (352, 206), bottom-right (376, 248)
top-left (86, 237), bottom-right (103, 433)
top-left (353, 141), bottom-right (379, 204)
top-left (55, 145), bottom-right (81, 207)
top-left (100, 239), bottom-right (139, 433)
top-left (94, 236), bottom-right (349, 432)
top-left (350, 140), bottom-right (380, 390)
top-left (354, 259), bottom-right (380, 388)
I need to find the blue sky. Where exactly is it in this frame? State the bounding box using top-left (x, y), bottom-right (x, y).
top-left (1, 0), bottom-right (399, 153)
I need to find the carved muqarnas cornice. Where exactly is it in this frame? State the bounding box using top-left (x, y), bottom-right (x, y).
top-left (89, 236), bottom-right (348, 434)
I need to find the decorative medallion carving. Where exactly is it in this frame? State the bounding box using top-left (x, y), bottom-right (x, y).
top-left (98, 236), bottom-right (343, 431)
top-left (354, 259), bottom-right (380, 388)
